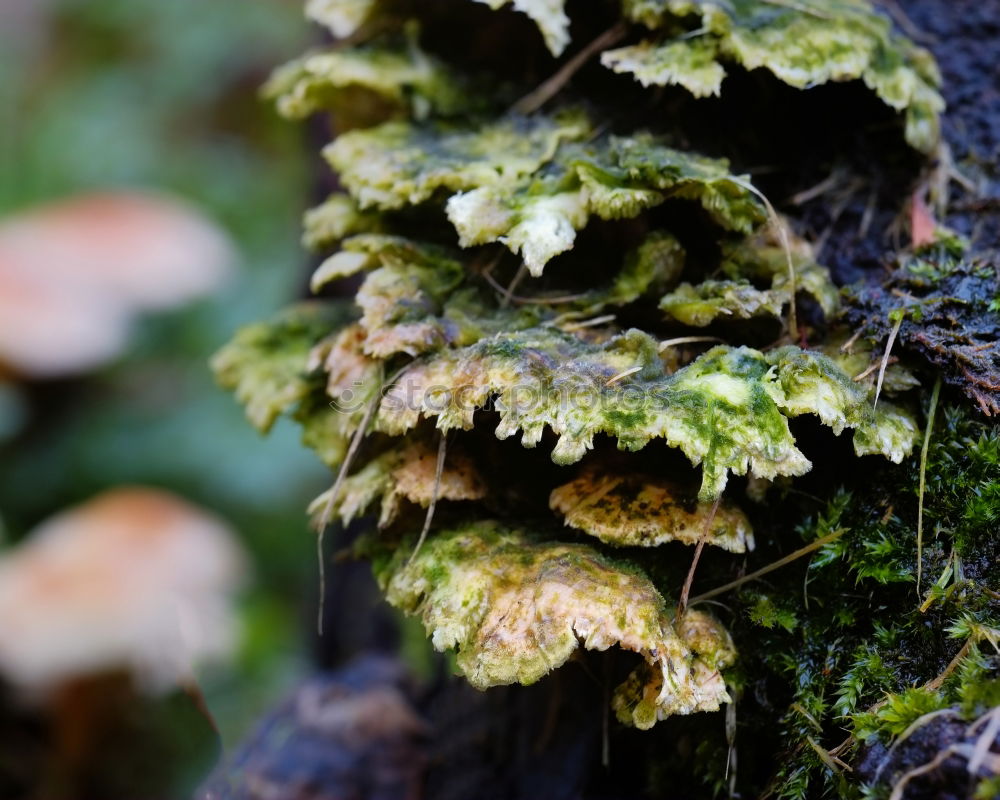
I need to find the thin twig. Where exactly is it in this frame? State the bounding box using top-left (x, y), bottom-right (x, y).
top-left (690, 529), bottom-right (846, 604)
top-left (728, 178), bottom-right (799, 341)
top-left (874, 0), bottom-right (938, 44)
top-left (511, 22), bottom-right (628, 115)
top-left (874, 313), bottom-right (904, 409)
top-left (725, 699), bottom-right (739, 796)
top-left (315, 364), bottom-right (408, 634)
top-left (408, 430), bottom-right (448, 565)
top-left (853, 357), bottom-right (896, 382)
top-left (840, 329), bottom-right (863, 353)
top-left (807, 736), bottom-right (845, 773)
top-left (923, 637), bottom-right (973, 692)
top-left (916, 375), bottom-right (942, 596)
top-left (858, 188), bottom-right (878, 239)
top-left (501, 262), bottom-right (528, 308)
top-left (889, 745), bottom-right (967, 800)
top-left (678, 496), bottom-right (722, 615)
top-left (480, 266), bottom-right (589, 305)
top-left (790, 170), bottom-right (841, 206)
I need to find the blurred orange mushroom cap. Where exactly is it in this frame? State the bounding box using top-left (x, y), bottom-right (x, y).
top-left (0, 488), bottom-right (247, 696)
top-left (0, 191), bottom-right (235, 378)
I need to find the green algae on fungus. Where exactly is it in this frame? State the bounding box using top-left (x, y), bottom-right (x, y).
top-left (327, 113), bottom-right (765, 275)
top-left (308, 440), bottom-right (486, 527)
top-left (210, 0), bottom-right (960, 765)
top-left (375, 521), bottom-right (735, 726)
top-left (659, 279), bottom-right (786, 327)
top-left (605, 0), bottom-right (944, 152)
top-left (310, 231), bottom-right (684, 358)
top-left (263, 27), bottom-right (472, 122)
top-left (310, 234), bottom-right (542, 357)
top-left (719, 225), bottom-right (840, 317)
top-left (601, 38), bottom-right (726, 97)
top-left (211, 302), bottom-right (353, 433)
top-left (659, 222), bottom-right (846, 327)
top-left (302, 195), bottom-right (382, 252)
top-left (449, 134), bottom-right (764, 275)
top-left (376, 328), bottom-right (918, 498)
top-left (293, 392), bottom-right (351, 468)
top-left (312, 235), bottom-right (467, 357)
top-left (550, 466), bottom-right (754, 551)
top-left (325, 112), bottom-right (591, 212)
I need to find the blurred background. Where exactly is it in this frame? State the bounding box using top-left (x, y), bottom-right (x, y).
top-left (0, 0), bottom-right (333, 795)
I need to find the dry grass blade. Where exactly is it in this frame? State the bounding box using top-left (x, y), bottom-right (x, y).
top-left (677, 495), bottom-right (722, 615)
top-left (480, 265), bottom-right (589, 305)
top-left (889, 745), bottom-right (971, 800)
top-left (874, 708), bottom-right (959, 781)
top-left (966, 706), bottom-right (1000, 777)
top-left (407, 431), bottom-right (447, 565)
top-left (315, 363), bottom-right (409, 633)
top-left (559, 314), bottom-right (617, 331)
top-left (874, 313), bottom-right (904, 408)
top-left (728, 178), bottom-right (799, 341)
top-left (916, 375), bottom-right (941, 595)
top-left (690, 529), bottom-right (846, 604)
top-left (501, 262), bottom-right (528, 308)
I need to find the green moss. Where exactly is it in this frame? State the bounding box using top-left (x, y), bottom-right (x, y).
top-left (716, 406), bottom-right (1000, 798)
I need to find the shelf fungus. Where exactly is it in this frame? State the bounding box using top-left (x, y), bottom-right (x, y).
top-left (550, 466), bottom-right (753, 551)
top-left (327, 114), bottom-right (765, 275)
top-left (604, 0), bottom-right (944, 152)
top-left (308, 440), bottom-right (486, 527)
top-left (301, 195), bottom-right (382, 252)
top-left (325, 112), bottom-right (590, 212)
top-left (659, 280), bottom-right (786, 327)
top-left (377, 328), bottom-right (918, 499)
top-left (375, 521), bottom-right (734, 726)
top-left (658, 225), bottom-right (838, 327)
top-left (264, 27), bottom-right (472, 123)
top-left (309, 231), bottom-right (686, 358)
top-left (613, 608), bottom-right (735, 729)
top-left (211, 302), bottom-right (353, 434)
top-left (215, 0), bottom-right (939, 757)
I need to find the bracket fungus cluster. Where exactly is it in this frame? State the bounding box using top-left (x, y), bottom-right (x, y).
top-left (216, 0), bottom-right (943, 739)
